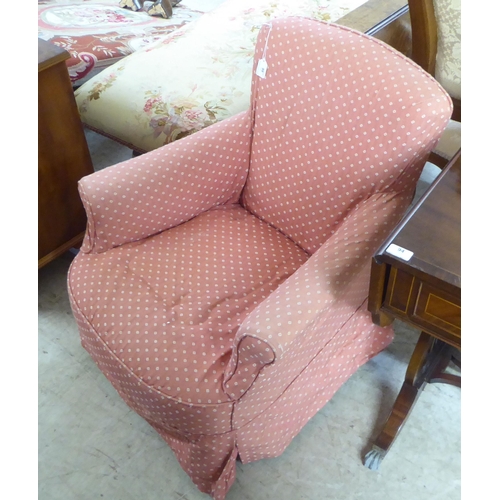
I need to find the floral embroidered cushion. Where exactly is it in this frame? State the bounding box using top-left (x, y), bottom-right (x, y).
top-left (38, 0), bottom-right (216, 85)
top-left (74, 0), bottom-right (368, 152)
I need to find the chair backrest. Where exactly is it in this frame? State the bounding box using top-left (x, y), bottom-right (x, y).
top-left (408, 0), bottom-right (461, 100)
top-left (241, 17), bottom-right (452, 255)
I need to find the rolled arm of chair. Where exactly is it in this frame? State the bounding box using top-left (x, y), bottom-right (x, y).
top-left (222, 189), bottom-right (414, 400)
top-left (79, 111), bottom-right (252, 254)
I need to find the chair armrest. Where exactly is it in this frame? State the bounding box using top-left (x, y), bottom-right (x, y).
top-left (79, 111), bottom-right (251, 254)
top-left (222, 189), bottom-right (414, 400)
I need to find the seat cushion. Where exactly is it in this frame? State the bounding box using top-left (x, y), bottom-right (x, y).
top-left (68, 204), bottom-right (308, 405)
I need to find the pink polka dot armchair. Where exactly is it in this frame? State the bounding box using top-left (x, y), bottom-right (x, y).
top-left (68, 16), bottom-right (452, 500)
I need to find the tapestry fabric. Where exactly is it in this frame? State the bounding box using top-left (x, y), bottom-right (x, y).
top-left (73, 0), bottom-right (368, 151)
top-left (432, 0), bottom-right (461, 161)
top-left (433, 0), bottom-right (461, 100)
top-left (38, 0), bottom-right (211, 85)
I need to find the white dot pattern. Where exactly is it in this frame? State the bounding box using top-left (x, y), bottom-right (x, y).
top-left (237, 306), bottom-right (388, 464)
top-left (225, 190), bottom-right (413, 411)
top-left (152, 425), bottom-right (238, 497)
top-left (70, 204), bottom-right (308, 407)
top-left (79, 111), bottom-right (252, 254)
top-left (68, 17), bottom-right (452, 500)
top-left (242, 18), bottom-right (452, 254)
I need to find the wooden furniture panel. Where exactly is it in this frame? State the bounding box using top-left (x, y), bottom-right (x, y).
top-left (414, 282), bottom-right (461, 338)
top-left (38, 39), bottom-right (94, 268)
top-left (337, 0), bottom-right (412, 56)
top-left (364, 150), bottom-right (461, 470)
top-left (384, 267), bottom-right (461, 347)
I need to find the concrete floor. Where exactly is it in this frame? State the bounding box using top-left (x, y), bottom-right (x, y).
top-left (38, 130), bottom-right (461, 500)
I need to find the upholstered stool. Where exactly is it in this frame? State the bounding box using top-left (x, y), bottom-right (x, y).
top-left (37, 0), bottom-right (214, 86)
top-left (72, 0), bottom-right (367, 151)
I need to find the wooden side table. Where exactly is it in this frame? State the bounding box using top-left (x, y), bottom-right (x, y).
top-left (364, 151), bottom-right (461, 470)
top-left (38, 39), bottom-right (94, 268)
top-left (337, 0), bottom-right (411, 56)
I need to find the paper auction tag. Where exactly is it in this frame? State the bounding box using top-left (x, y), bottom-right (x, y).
top-left (256, 58), bottom-right (268, 78)
top-left (386, 244), bottom-right (414, 261)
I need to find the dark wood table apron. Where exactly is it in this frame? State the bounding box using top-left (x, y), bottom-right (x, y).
top-left (364, 150), bottom-right (461, 470)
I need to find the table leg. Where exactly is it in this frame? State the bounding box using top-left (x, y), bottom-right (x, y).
top-left (364, 331), bottom-right (457, 470)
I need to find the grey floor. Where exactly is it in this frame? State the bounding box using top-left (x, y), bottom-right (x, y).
top-left (38, 129), bottom-right (460, 500)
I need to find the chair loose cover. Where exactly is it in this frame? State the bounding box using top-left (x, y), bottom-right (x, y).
top-left (68, 17), bottom-right (452, 499)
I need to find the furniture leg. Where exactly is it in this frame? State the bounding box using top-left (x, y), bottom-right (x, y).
top-left (428, 345), bottom-right (461, 387)
top-left (119, 0), bottom-right (144, 11)
top-left (364, 331), bottom-right (445, 470)
top-left (147, 0), bottom-right (173, 19)
top-left (38, 40), bottom-right (94, 268)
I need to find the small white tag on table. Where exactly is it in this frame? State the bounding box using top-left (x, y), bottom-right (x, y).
top-left (386, 244), bottom-right (414, 261)
top-left (256, 58), bottom-right (268, 78)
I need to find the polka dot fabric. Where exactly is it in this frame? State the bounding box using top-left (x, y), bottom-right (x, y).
top-left (237, 305), bottom-right (389, 464)
top-left (226, 190), bottom-right (414, 418)
top-left (78, 111), bottom-right (252, 254)
top-left (70, 204), bottom-right (308, 409)
top-left (242, 17), bottom-right (452, 255)
top-left (68, 17), bottom-right (452, 500)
